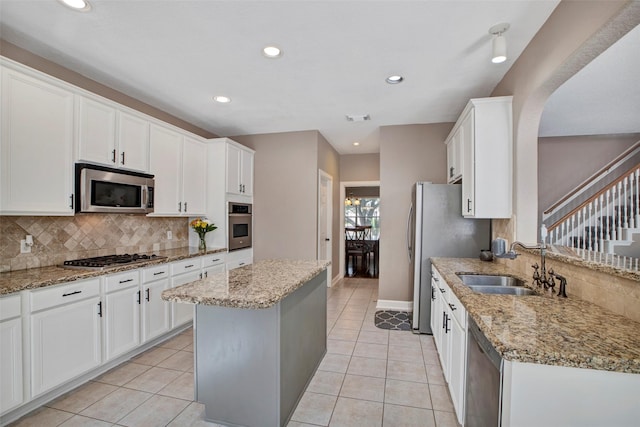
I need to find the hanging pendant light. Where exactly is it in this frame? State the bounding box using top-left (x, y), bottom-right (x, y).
top-left (345, 193), bottom-right (361, 206)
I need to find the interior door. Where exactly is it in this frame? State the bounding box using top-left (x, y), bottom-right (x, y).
top-left (318, 170), bottom-right (333, 285)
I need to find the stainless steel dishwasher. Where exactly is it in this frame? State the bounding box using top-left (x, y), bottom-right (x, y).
top-left (465, 317), bottom-right (503, 427)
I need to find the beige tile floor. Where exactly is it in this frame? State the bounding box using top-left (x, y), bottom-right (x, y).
top-left (10, 277), bottom-right (460, 427)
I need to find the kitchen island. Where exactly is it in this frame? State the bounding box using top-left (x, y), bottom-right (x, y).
top-left (162, 259), bottom-right (330, 427)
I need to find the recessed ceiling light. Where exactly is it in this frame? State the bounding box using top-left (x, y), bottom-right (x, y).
top-left (353, 142), bottom-right (360, 146)
top-left (263, 46), bottom-right (283, 58)
top-left (386, 75), bottom-right (404, 84)
top-left (58, 0), bottom-right (91, 11)
top-left (213, 96), bottom-right (231, 103)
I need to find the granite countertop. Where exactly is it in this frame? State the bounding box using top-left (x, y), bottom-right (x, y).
top-left (431, 258), bottom-right (640, 374)
top-left (161, 259), bottom-right (331, 309)
top-left (0, 246), bottom-right (227, 295)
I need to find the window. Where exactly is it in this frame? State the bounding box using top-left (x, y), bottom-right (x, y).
top-left (345, 197), bottom-right (380, 239)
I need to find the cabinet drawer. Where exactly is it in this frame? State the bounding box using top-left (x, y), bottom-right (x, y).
top-left (448, 289), bottom-right (466, 328)
top-left (105, 270), bottom-right (140, 293)
top-left (142, 264), bottom-right (170, 283)
top-left (0, 294), bottom-right (21, 321)
top-left (226, 258), bottom-right (251, 271)
top-left (202, 253), bottom-right (226, 269)
top-left (30, 278), bottom-right (100, 312)
top-left (171, 258), bottom-right (202, 275)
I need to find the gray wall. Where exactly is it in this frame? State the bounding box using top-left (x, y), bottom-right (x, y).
top-left (232, 131), bottom-right (319, 261)
top-left (340, 153), bottom-right (380, 182)
top-left (378, 123), bottom-right (452, 303)
top-left (538, 133), bottom-right (639, 218)
top-left (317, 133), bottom-right (342, 277)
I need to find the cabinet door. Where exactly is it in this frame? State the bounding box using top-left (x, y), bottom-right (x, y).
top-left (171, 271), bottom-right (199, 328)
top-left (226, 143), bottom-right (242, 195)
top-left (1, 68), bottom-right (74, 215)
top-left (182, 137), bottom-right (207, 215)
top-left (447, 127), bottom-right (462, 183)
top-left (104, 286), bottom-right (140, 361)
top-left (149, 125), bottom-right (183, 215)
top-left (450, 315), bottom-right (466, 423)
top-left (461, 110), bottom-right (475, 217)
top-left (240, 149), bottom-right (254, 196)
top-left (0, 317), bottom-right (23, 413)
top-left (30, 297), bottom-right (102, 396)
top-left (118, 111), bottom-right (149, 172)
top-left (203, 264), bottom-right (225, 278)
top-left (78, 96), bottom-right (117, 167)
top-left (142, 279), bottom-right (171, 342)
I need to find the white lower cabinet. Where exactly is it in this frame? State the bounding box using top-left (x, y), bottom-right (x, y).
top-left (30, 278), bottom-right (102, 397)
top-left (0, 295), bottom-right (23, 414)
top-left (431, 266), bottom-right (467, 425)
top-left (202, 253), bottom-right (226, 277)
top-left (141, 264), bottom-right (171, 343)
top-left (170, 258), bottom-right (202, 328)
top-left (226, 248), bottom-right (253, 271)
top-left (103, 271), bottom-right (141, 361)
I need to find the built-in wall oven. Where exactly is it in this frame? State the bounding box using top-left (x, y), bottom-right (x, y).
top-left (228, 202), bottom-right (252, 251)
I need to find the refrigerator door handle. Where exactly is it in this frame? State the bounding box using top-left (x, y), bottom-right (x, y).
top-left (407, 202), bottom-right (413, 262)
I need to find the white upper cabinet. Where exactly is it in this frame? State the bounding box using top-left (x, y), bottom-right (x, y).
top-left (182, 136), bottom-right (207, 215)
top-left (446, 96), bottom-right (513, 218)
top-left (0, 66), bottom-right (75, 215)
top-left (78, 95), bottom-right (149, 172)
top-left (149, 125), bottom-right (206, 216)
top-left (446, 126), bottom-right (462, 183)
top-left (226, 142), bottom-right (254, 196)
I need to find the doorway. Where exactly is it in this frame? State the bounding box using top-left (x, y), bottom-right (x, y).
top-left (318, 170), bottom-right (333, 284)
top-left (340, 181), bottom-right (381, 278)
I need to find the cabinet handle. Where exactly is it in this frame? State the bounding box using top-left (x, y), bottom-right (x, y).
top-left (137, 290), bottom-right (141, 304)
top-left (431, 286), bottom-right (435, 301)
top-left (432, 275), bottom-right (439, 282)
top-left (467, 198), bottom-right (472, 213)
top-left (239, 184), bottom-right (242, 193)
top-left (442, 311), bottom-right (446, 329)
top-left (184, 202), bottom-right (188, 213)
top-left (119, 278), bottom-right (134, 284)
top-left (62, 290), bottom-right (81, 297)
top-left (439, 288), bottom-right (445, 293)
top-left (445, 314), bottom-right (451, 333)
top-left (450, 166), bottom-right (454, 178)
top-left (448, 303), bottom-right (457, 311)
top-left (199, 272), bottom-right (203, 279)
top-left (204, 271), bottom-right (208, 278)
top-left (97, 301), bottom-right (103, 317)
top-left (239, 262), bottom-right (245, 266)
top-left (185, 264), bottom-right (194, 269)
top-left (69, 194), bottom-right (74, 209)
top-left (178, 201), bottom-right (182, 212)
top-left (212, 258), bottom-right (220, 262)
top-left (112, 149), bottom-right (117, 163)
top-left (145, 288), bottom-right (150, 302)
top-left (153, 271), bottom-right (165, 276)
top-left (121, 151), bottom-right (125, 165)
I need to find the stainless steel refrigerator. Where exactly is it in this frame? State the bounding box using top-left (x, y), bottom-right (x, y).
top-left (409, 183), bottom-right (490, 334)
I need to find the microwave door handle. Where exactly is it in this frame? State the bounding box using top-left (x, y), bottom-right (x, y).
top-left (142, 185), bottom-right (148, 208)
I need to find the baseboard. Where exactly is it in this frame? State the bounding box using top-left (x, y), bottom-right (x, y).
top-left (376, 299), bottom-right (413, 312)
top-left (330, 274), bottom-right (341, 287)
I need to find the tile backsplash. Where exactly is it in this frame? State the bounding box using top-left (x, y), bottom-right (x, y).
top-left (0, 215), bottom-right (189, 272)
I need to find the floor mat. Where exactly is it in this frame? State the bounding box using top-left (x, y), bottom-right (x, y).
top-left (374, 310), bottom-right (412, 331)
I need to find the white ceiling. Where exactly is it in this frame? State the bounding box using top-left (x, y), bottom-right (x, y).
top-left (0, 0), bottom-right (562, 154)
top-left (539, 23), bottom-right (640, 138)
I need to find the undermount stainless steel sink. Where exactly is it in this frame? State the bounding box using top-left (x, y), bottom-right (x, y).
top-left (456, 274), bottom-right (525, 288)
top-left (466, 285), bottom-right (537, 296)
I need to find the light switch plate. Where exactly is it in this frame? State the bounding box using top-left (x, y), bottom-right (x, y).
top-left (167, 230), bottom-right (173, 240)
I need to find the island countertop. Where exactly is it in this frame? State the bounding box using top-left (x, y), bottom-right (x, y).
top-left (431, 257), bottom-right (640, 374)
top-left (162, 259), bottom-right (331, 309)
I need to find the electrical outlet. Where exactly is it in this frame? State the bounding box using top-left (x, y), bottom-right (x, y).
top-left (167, 230), bottom-right (173, 240)
top-left (20, 239), bottom-right (32, 253)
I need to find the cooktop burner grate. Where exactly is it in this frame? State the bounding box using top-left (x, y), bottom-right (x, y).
top-left (62, 253), bottom-right (166, 269)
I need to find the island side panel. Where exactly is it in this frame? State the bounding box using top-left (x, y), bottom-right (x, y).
top-left (279, 270), bottom-right (327, 422)
top-left (195, 304), bottom-right (280, 427)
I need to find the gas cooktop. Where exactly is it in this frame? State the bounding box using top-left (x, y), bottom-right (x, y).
top-left (62, 253), bottom-right (166, 270)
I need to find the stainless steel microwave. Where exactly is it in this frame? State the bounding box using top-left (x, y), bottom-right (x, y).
top-left (75, 163), bottom-right (155, 214)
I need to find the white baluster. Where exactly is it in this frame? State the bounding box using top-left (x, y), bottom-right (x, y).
top-left (634, 169), bottom-right (639, 228)
top-left (605, 189), bottom-right (611, 241)
top-left (617, 181), bottom-right (623, 239)
top-left (623, 176), bottom-right (629, 230)
top-left (593, 197), bottom-right (600, 253)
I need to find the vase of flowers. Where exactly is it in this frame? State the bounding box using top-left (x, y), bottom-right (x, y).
top-left (190, 218), bottom-right (217, 251)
